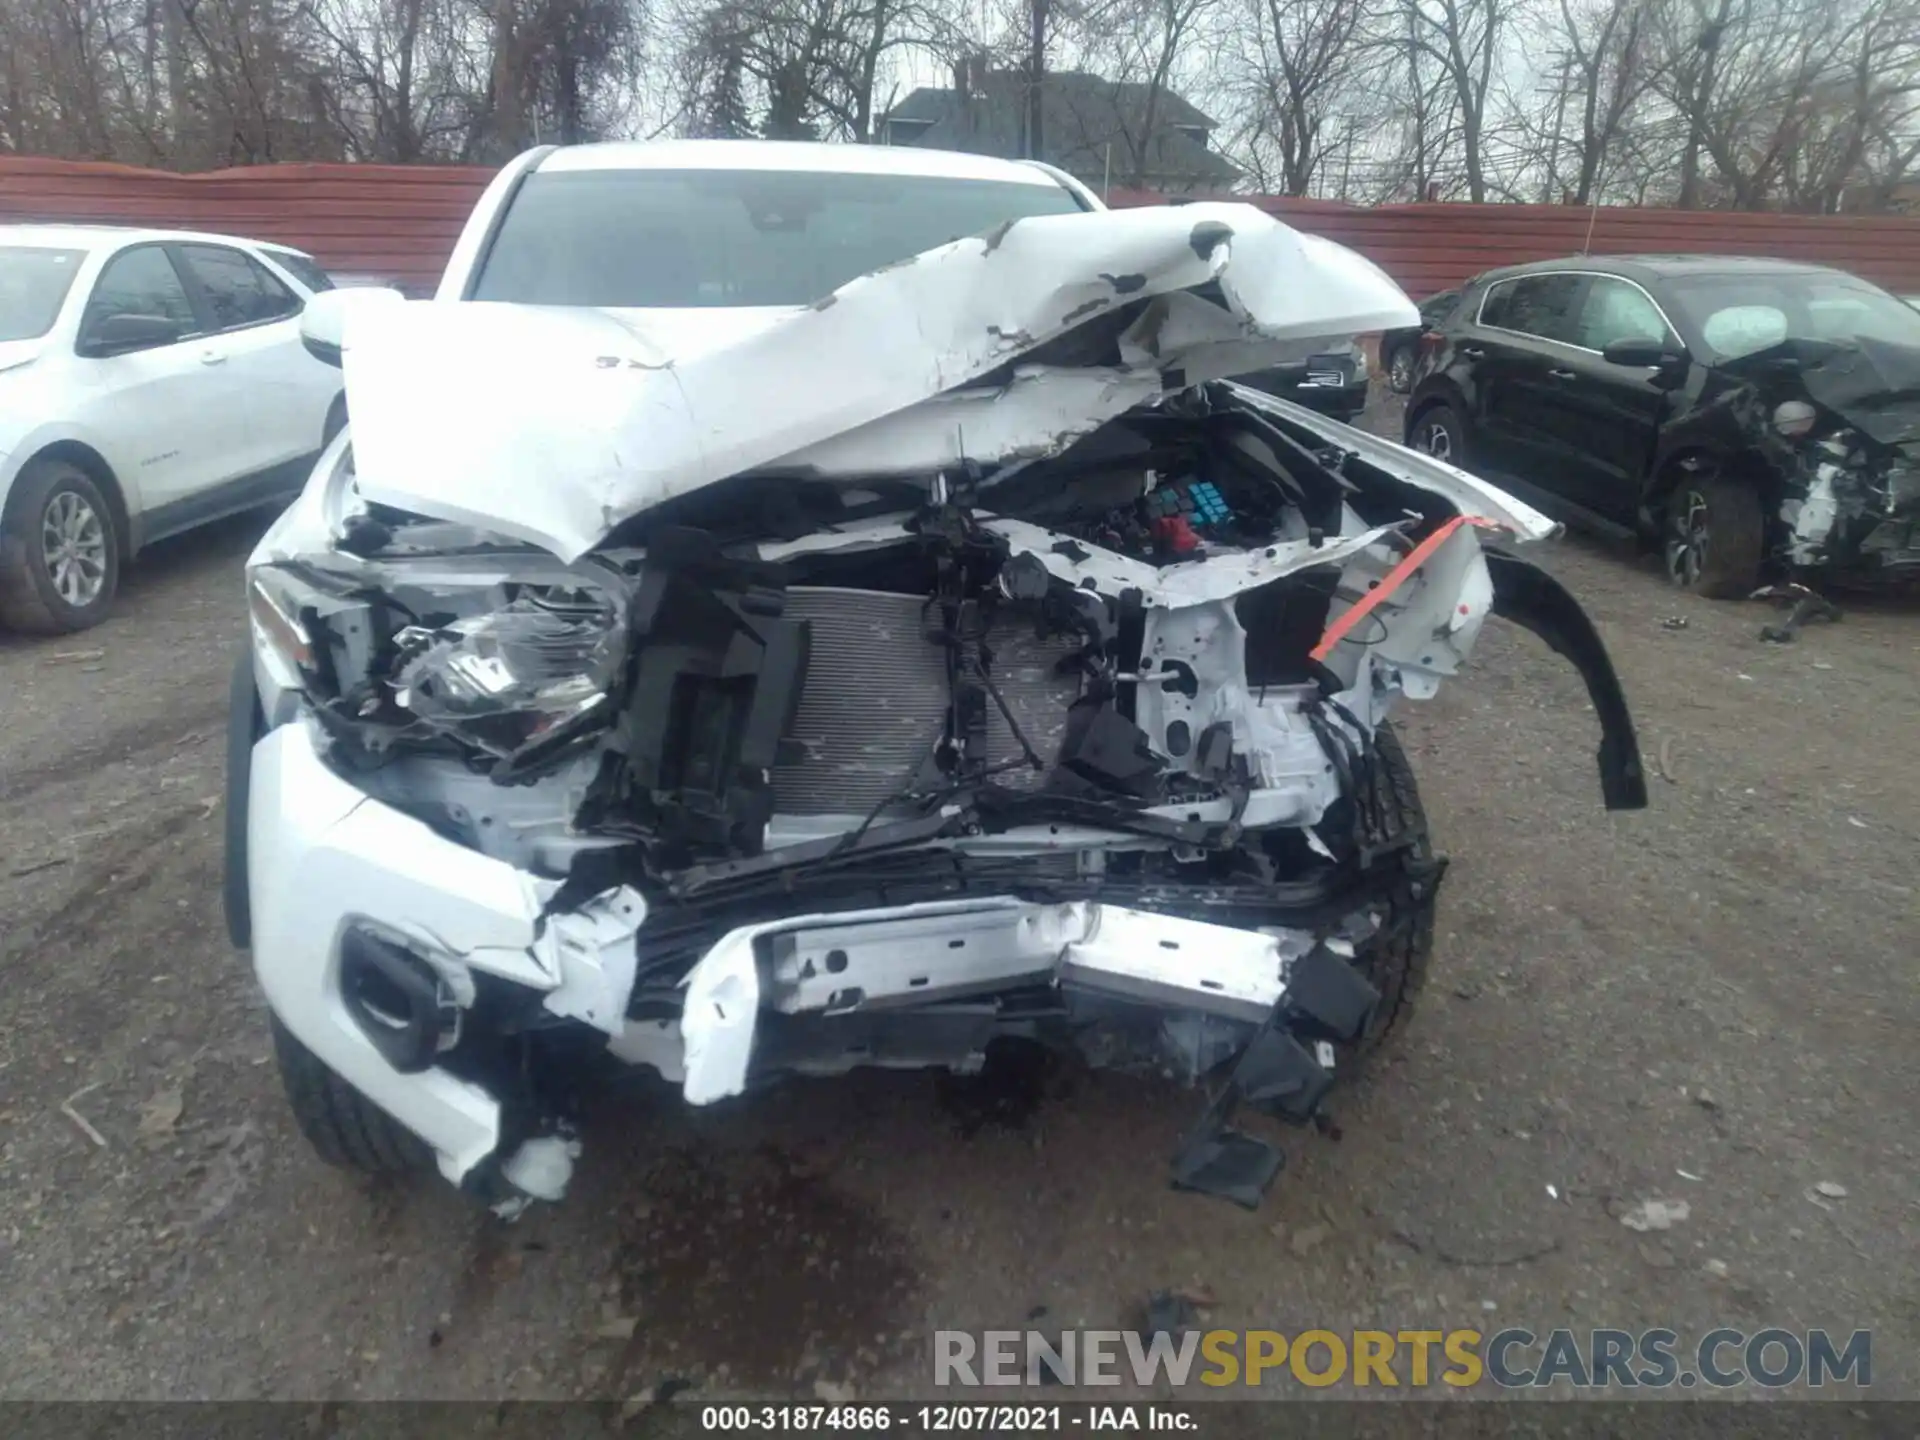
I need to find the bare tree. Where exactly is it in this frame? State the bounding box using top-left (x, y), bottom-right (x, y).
top-left (1393, 0), bottom-right (1507, 200)
top-left (1542, 0), bottom-right (1653, 203)
top-left (1228, 0), bottom-right (1373, 194)
top-left (1060, 0), bottom-right (1221, 186)
top-left (660, 0), bottom-right (933, 142)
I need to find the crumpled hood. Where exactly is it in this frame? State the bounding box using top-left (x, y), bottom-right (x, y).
top-left (1725, 336), bottom-right (1920, 449)
top-left (339, 202), bottom-right (1418, 560)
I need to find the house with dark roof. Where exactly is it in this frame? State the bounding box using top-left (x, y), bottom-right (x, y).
top-left (879, 60), bottom-right (1241, 195)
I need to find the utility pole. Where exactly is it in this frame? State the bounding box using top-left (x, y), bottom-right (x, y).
top-left (1539, 48), bottom-right (1573, 203)
top-left (1026, 0), bottom-right (1048, 160)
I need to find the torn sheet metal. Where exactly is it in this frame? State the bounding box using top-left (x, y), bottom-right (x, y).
top-left (772, 367), bottom-right (1166, 478)
top-left (980, 515), bottom-right (1403, 607)
top-left (1230, 386), bottom-right (1560, 541)
top-left (338, 202), bottom-right (1417, 560)
top-left (1783, 462), bottom-right (1842, 565)
top-left (679, 899), bottom-right (1301, 1106)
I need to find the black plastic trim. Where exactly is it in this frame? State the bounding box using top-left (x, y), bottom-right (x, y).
top-left (339, 928), bottom-right (448, 1074)
top-left (222, 651), bottom-right (262, 949)
top-left (1485, 551), bottom-right (1649, 810)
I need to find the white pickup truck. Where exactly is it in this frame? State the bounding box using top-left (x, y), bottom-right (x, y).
top-left (227, 138), bottom-right (1646, 1216)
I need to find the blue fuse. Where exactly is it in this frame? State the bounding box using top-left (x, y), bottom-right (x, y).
top-left (1187, 481), bottom-right (1233, 525)
top-left (1148, 479), bottom-right (1233, 529)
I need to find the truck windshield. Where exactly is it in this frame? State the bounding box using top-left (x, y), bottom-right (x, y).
top-left (0, 246), bottom-right (85, 342)
top-left (469, 168), bottom-right (1086, 309)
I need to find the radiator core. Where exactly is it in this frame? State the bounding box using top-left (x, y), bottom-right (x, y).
top-left (770, 587), bottom-right (1082, 817)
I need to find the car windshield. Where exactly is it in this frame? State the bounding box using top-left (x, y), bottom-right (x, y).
top-left (0, 245), bottom-right (86, 342)
top-left (470, 168), bottom-right (1086, 309)
top-left (1667, 271), bottom-right (1920, 361)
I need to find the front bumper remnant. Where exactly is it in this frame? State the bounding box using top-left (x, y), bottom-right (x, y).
top-left (249, 717), bottom-right (1391, 1210)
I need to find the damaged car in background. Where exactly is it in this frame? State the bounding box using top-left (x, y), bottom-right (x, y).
top-left (224, 141), bottom-right (1647, 1216)
top-left (1405, 255), bottom-right (1920, 640)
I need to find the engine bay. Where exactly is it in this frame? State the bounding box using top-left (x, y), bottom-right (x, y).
top-left (243, 379), bottom-right (1649, 1211)
top-left (257, 386), bottom-right (1446, 875)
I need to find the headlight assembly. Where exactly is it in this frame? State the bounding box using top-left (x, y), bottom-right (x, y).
top-left (393, 589), bottom-right (626, 759)
top-left (1773, 400), bottom-right (1817, 438)
top-left (246, 553), bottom-right (629, 767)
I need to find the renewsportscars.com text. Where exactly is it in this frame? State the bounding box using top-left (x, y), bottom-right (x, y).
top-left (933, 1327), bottom-right (1871, 1390)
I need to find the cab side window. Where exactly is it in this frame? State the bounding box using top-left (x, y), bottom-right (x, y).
top-left (1480, 273), bottom-right (1587, 345)
top-left (178, 244), bottom-right (302, 330)
top-left (1578, 277), bottom-right (1672, 352)
top-left (84, 246), bottom-right (197, 337)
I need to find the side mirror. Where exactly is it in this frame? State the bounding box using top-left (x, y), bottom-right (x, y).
top-left (1602, 336), bottom-right (1681, 369)
top-left (300, 285), bottom-right (406, 367)
top-left (79, 312), bottom-right (183, 357)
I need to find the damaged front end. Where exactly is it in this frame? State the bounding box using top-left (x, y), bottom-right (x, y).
top-left (1712, 338), bottom-right (1920, 585)
top-left (239, 202), bottom-right (1646, 1214)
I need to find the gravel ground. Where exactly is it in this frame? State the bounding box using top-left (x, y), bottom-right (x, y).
top-left (1, 395), bottom-right (1916, 1403)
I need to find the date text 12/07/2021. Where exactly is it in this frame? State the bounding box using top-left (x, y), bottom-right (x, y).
top-left (699, 1405), bottom-right (1195, 1431)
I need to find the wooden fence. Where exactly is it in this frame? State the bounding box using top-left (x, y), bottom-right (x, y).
top-left (6, 155), bottom-right (1919, 300)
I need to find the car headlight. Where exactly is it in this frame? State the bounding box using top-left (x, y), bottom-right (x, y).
top-left (392, 591), bottom-right (625, 758)
top-left (247, 559), bottom-right (627, 762)
top-left (247, 566), bottom-right (322, 691)
top-left (1773, 400), bottom-right (1817, 438)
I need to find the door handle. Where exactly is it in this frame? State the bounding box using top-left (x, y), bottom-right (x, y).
top-left (200, 350), bottom-right (227, 366)
top-left (1459, 345), bottom-right (1486, 358)
top-left (1548, 367), bottom-right (1577, 381)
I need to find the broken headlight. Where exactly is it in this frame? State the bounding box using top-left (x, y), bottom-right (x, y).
top-left (1882, 460), bottom-right (1919, 516)
top-left (393, 589), bottom-right (626, 760)
top-left (1773, 400), bottom-right (1817, 438)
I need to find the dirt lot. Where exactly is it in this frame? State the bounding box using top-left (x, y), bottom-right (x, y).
top-left (2, 398), bottom-right (1917, 1404)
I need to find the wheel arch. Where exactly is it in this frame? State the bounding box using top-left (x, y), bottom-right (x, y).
top-left (1404, 382), bottom-right (1469, 450)
top-left (1404, 378), bottom-right (1469, 429)
top-left (1647, 444), bottom-right (1779, 526)
top-left (9, 440), bottom-right (138, 558)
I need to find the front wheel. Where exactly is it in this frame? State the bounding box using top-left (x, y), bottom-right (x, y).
top-left (1347, 722), bottom-right (1436, 1060)
top-left (271, 1016), bottom-right (433, 1174)
top-left (0, 459), bottom-right (122, 634)
top-left (1663, 477), bottom-right (1764, 598)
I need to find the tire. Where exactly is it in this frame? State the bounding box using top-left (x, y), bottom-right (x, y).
top-left (1663, 476), bottom-right (1764, 599)
top-left (271, 1015), bottom-right (433, 1174)
top-left (1408, 402), bottom-right (1468, 468)
top-left (0, 459), bottom-right (122, 634)
top-left (1386, 343), bottom-right (1416, 394)
top-left (1346, 722), bottom-right (1436, 1061)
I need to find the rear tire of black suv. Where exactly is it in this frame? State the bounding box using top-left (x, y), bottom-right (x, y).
top-left (1348, 722), bottom-right (1436, 1061)
top-left (1386, 344), bottom-right (1415, 394)
top-left (271, 1016), bottom-right (433, 1174)
top-left (1664, 478), bottom-right (1763, 599)
top-left (0, 459), bottom-right (122, 634)
top-left (1408, 403), bottom-right (1467, 468)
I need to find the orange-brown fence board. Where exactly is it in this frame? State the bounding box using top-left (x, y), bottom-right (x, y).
top-left (0, 157), bottom-right (494, 291)
top-left (1108, 189), bottom-right (1920, 298)
top-left (6, 157), bottom-right (1919, 301)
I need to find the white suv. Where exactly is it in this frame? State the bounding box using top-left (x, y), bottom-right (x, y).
top-left (0, 225), bottom-right (344, 632)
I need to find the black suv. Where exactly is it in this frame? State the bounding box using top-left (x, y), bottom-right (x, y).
top-left (1405, 256), bottom-right (1920, 596)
